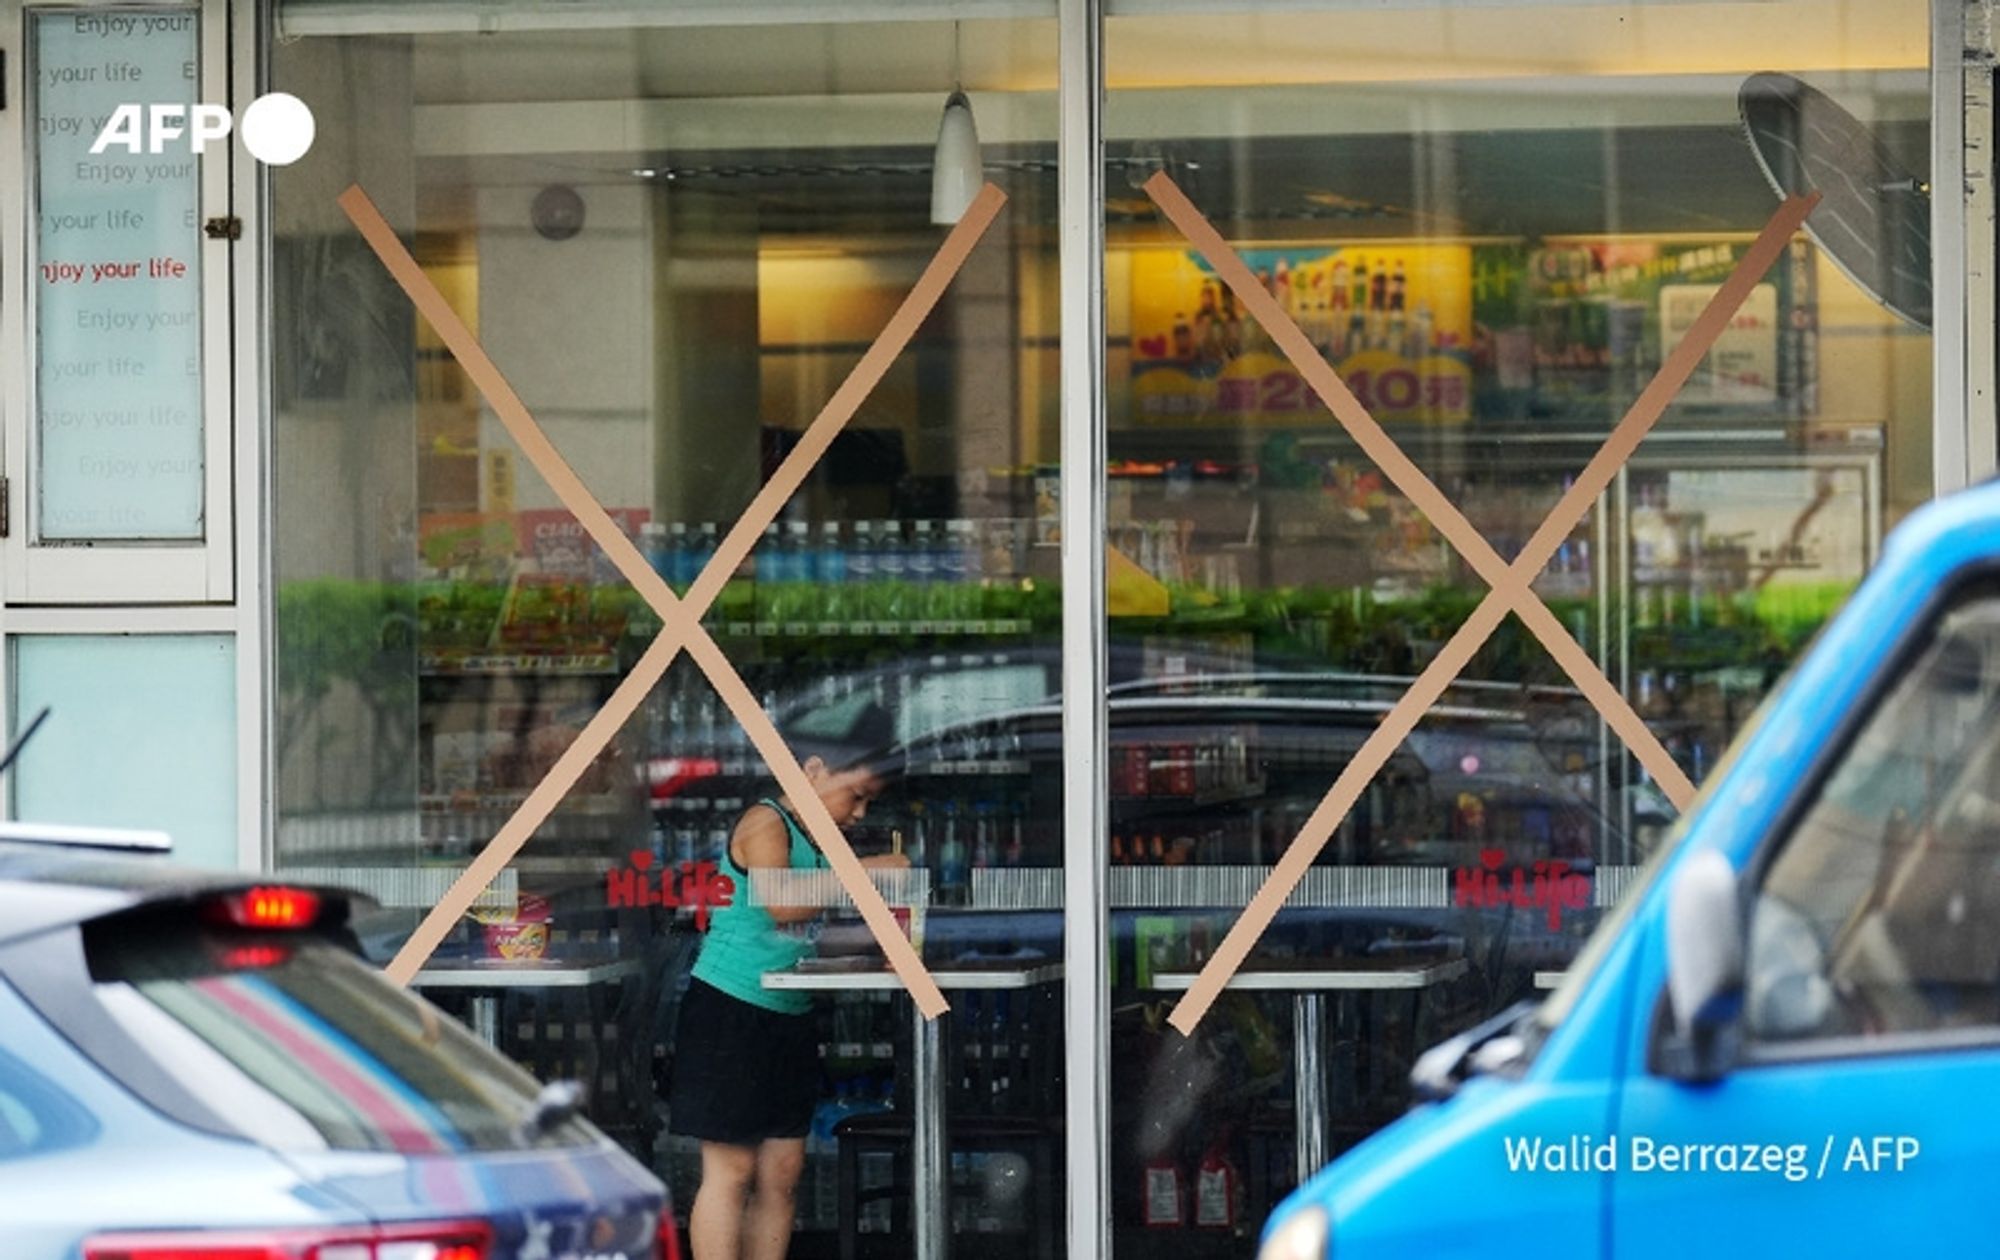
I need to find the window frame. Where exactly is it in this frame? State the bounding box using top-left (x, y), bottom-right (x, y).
top-left (0, 0), bottom-right (236, 605)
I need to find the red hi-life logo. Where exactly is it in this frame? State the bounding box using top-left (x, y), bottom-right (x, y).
top-left (1453, 848), bottom-right (1591, 931)
top-left (605, 850), bottom-right (734, 931)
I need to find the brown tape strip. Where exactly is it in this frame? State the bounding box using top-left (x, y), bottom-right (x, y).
top-left (345, 183), bottom-right (1005, 1014)
top-left (1159, 189), bottom-right (1819, 1033)
top-left (685, 183), bottom-right (1012, 617)
top-left (1498, 191), bottom-right (1820, 808)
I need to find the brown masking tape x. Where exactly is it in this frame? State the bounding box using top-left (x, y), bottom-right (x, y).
top-left (1155, 184), bottom-right (1820, 1035)
top-left (1146, 171), bottom-right (1699, 811)
top-left (341, 182), bottom-right (1010, 1019)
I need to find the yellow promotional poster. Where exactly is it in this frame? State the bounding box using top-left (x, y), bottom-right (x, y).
top-left (1129, 244), bottom-right (1475, 426)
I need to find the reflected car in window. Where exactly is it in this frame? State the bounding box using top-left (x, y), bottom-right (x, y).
top-left (779, 662), bottom-right (1663, 986)
top-left (0, 830), bottom-right (677, 1260)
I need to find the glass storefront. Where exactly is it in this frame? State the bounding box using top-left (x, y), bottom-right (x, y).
top-left (262, 2), bottom-right (1932, 1257)
top-left (271, 7), bottom-right (1069, 1254)
top-left (1096, 2), bottom-right (1927, 1249)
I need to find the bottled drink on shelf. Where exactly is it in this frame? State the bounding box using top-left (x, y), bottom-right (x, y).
top-left (971, 801), bottom-right (996, 870)
top-left (692, 522), bottom-right (718, 591)
top-left (685, 684), bottom-right (713, 755)
top-left (938, 801), bottom-right (968, 905)
top-left (660, 684), bottom-right (686, 757)
top-left (674, 801), bottom-right (700, 867)
top-left (815, 520), bottom-right (846, 583)
top-left (817, 521), bottom-right (847, 624)
top-left (876, 520), bottom-right (907, 624)
top-left (669, 521), bottom-right (695, 591)
top-left (948, 519), bottom-right (980, 620)
top-left (755, 524), bottom-right (782, 625)
top-left (847, 520), bottom-right (876, 625)
top-left (783, 520), bottom-right (812, 623)
top-left (641, 523), bottom-right (671, 582)
top-left (910, 520), bottom-right (939, 618)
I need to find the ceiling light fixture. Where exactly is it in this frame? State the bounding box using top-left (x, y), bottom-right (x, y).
top-left (930, 20), bottom-right (982, 226)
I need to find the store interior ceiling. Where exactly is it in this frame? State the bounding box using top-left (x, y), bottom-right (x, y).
top-left (359, 3), bottom-right (1927, 244)
top-left (412, 107), bottom-right (1929, 246)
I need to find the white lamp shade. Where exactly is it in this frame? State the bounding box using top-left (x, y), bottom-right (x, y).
top-left (930, 90), bottom-right (982, 226)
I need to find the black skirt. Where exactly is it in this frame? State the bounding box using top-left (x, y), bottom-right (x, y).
top-left (666, 979), bottom-right (820, 1145)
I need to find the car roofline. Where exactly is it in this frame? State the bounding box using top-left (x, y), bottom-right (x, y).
top-left (0, 821), bottom-right (173, 852)
top-left (0, 843), bottom-right (371, 948)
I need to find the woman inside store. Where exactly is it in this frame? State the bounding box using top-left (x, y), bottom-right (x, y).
top-left (668, 731), bottom-right (909, 1260)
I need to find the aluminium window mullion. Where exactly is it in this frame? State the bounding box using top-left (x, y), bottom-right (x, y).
top-left (1058, 0), bottom-right (1108, 1257)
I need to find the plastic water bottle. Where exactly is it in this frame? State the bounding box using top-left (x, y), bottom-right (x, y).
top-left (641, 523), bottom-right (672, 581)
top-left (940, 519), bottom-right (971, 620)
top-left (667, 521), bottom-right (691, 591)
top-left (876, 521), bottom-right (907, 625)
top-left (756, 524), bottom-right (782, 625)
top-left (783, 520), bottom-right (812, 623)
top-left (817, 521), bottom-right (847, 623)
top-left (909, 520), bottom-right (938, 619)
top-left (938, 802), bottom-right (968, 905)
top-left (694, 522), bottom-right (719, 584)
top-left (847, 521), bottom-right (876, 625)
top-left (972, 801), bottom-right (996, 871)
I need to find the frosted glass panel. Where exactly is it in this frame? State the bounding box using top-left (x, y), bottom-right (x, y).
top-left (30, 8), bottom-right (206, 541)
top-left (12, 635), bottom-right (236, 869)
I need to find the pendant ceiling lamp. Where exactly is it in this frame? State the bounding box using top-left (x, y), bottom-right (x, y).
top-left (930, 22), bottom-right (982, 225)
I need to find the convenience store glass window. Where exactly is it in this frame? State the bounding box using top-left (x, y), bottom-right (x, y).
top-left (1101, 0), bottom-right (1928, 1248)
top-left (269, 4), bottom-right (1063, 1248)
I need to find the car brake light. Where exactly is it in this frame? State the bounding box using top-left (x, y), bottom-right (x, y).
top-left (657, 1213), bottom-right (683, 1260)
top-left (216, 943), bottom-right (295, 970)
top-left (84, 1220), bottom-right (491, 1260)
top-left (202, 885), bottom-right (322, 931)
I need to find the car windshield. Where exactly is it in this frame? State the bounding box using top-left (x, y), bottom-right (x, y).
top-left (81, 921), bottom-right (590, 1154)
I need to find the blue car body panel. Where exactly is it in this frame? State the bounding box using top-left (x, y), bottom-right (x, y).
top-left (1268, 481), bottom-right (2000, 1258)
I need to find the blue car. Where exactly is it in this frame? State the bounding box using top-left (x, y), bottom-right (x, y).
top-left (1260, 478), bottom-right (2000, 1260)
top-left (0, 826), bottom-right (675, 1260)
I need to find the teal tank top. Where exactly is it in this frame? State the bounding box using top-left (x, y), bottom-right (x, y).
top-left (690, 798), bottom-right (826, 1015)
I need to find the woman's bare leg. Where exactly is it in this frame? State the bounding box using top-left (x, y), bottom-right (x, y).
top-left (741, 1137), bottom-right (807, 1260)
top-left (690, 1142), bottom-right (757, 1260)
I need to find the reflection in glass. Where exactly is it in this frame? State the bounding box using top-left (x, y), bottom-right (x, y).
top-left (272, 10), bottom-right (1063, 1255)
top-left (1104, 2), bottom-right (1928, 1249)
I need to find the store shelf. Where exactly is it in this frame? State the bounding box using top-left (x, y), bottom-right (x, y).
top-left (419, 652), bottom-right (620, 676)
top-left (419, 792), bottom-right (629, 817)
top-left (1113, 777), bottom-right (1267, 810)
top-left (908, 759), bottom-right (1033, 777)
top-left (716, 619), bottom-right (1036, 640)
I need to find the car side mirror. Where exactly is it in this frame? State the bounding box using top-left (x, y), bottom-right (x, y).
top-left (1659, 849), bottom-right (1745, 1082)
